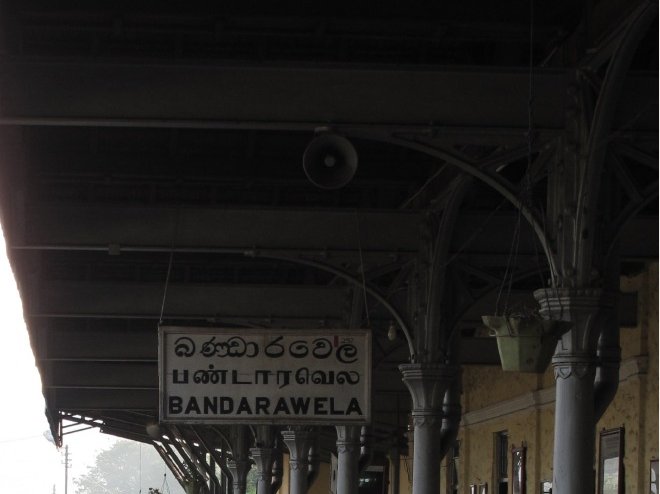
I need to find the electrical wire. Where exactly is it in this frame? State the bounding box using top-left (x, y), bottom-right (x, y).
top-left (495, 0), bottom-right (538, 316)
top-left (355, 211), bottom-right (371, 328)
top-left (139, 442), bottom-right (142, 494)
top-left (159, 210), bottom-right (180, 326)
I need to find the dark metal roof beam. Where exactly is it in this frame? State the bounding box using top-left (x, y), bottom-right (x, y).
top-left (0, 62), bottom-right (568, 130)
top-left (50, 388), bottom-right (158, 410)
top-left (15, 205), bottom-right (421, 253)
top-left (0, 62), bottom-right (654, 133)
top-left (30, 282), bottom-right (350, 320)
top-left (43, 361), bottom-right (156, 389)
top-left (35, 323), bottom-right (502, 365)
top-left (13, 207), bottom-right (656, 259)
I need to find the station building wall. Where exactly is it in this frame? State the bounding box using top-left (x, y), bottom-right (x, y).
top-left (279, 453), bottom-right (332, 494)
top-left (395, 262), bottom-right (658, 494)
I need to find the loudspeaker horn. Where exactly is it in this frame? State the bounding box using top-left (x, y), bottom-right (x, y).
top-left (303, 133), bottom-right (358, 189)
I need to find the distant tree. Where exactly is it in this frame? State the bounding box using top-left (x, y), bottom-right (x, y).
top-left (74, 439), bottom-right (186, 494)
top-left (246, 467), bottom-right (258, 494)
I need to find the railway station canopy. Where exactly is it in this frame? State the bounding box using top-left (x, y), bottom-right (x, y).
top-left (0, 1), bottom-right (657, 493)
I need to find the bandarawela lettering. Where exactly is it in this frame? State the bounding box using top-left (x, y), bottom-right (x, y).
top-left (168, 395), bottom-right (364, 417)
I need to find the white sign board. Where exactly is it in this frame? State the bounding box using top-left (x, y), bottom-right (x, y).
top-left (159, 327), bottom-right (371, 424)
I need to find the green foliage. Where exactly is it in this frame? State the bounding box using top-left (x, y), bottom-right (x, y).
top-left (245, 467), bottom-right (259, 494)
top-left (74, 440), bottom-right (186, 494)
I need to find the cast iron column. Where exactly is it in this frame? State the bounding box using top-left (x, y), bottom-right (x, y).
top-left (399, 363), bottom-right (456, 494)
top-left (188, 480), bottom-right (207, 494)
top-left (335, 425), bottom-right (361, 494)
top-left (227, 458), bottom-right (251, 494)
top-left (387, 445), bottom-right (400, 494)
top-left (251, 426), bottom-right (277, 494)
top-left (282, 427), bottom-right (314, 494)
top-left (227, 426), bottom-right (252, 494)
top-left (251, 449), bottom-right (275, 494)
top-left (536, 288), bottom-right (611, 494)
top-left (271, 447), bottom-right (284, 494)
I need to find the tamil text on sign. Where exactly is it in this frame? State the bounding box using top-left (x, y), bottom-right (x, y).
top-left (159, 327), bottom-right (371, 424)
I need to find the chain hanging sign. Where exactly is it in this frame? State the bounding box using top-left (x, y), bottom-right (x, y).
top-left (159, 327), bottom-right (371, 424)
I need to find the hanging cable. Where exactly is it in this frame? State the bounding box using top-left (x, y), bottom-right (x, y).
top-left (524, 0), bottom-right (559, 295)
top-left (495, 209), bottom-right (522, 316)
top-left (495, 0), bottom-right (540, 317)
top-left (526, 0), bottom-right (550, 291)
top-left (162, 472), bottom-right (171, 494)
top-left (159, 209), bottom-right (181, 326)
top-left (139, 442), bottom-right (142, 494)
top-left (159, 251), bottom-right (175, 326)
top-left (355, 211), bottom-right (371, 328)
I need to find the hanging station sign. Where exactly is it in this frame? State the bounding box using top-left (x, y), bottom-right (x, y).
top-left (159, 327), bottom-right (371, 424)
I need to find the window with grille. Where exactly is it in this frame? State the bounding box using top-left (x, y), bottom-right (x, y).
top-left (446, 441), bottom-right (459, 494)
top-left (495, 431), bottom-right (508, 494)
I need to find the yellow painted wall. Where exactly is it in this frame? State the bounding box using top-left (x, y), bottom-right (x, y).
top-left (277, 454), bottom-right (331, 494)
top-left (395, 262), bottom-right (657, 494)
top-left (310, 461), bottom-right (331, 494)
top-left (462, 367), bottom-right (541, 411)
top-left (274, 264), bottom-right (657, 494)
top-left (643, 263), bottom-right (659, 468)
top-left (280, 452), bottom-right (290, 494)
top-left (597, 262), bottom-right (659, 493)
top-left (400, 452), bottom-right (413, 494)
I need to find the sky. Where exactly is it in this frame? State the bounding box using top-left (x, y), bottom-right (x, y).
top-left (0, 227), bottom-right (117, 494)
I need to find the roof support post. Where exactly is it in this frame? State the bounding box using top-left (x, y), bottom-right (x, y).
top-left (387, 444), bottom-right (400, 494)
top-left (152, 440), bottom-right (189, 489)
top-left (281, 427), bottom-right (315, 494)
top-left (536, 288), bottom-right (615, 494)
top-left (251, 426), bottom-right (278, 494)
top-left (396, 177), bottom-right (466, 494)
top-left (335, 425), bottom-right (361, 494)
top-left (163, 439), bottom-right (209, 494)
top-left (192, 427), bottom-right (234, 494)
top-left (398, 364), bottom-right (457, 494)
top-left (306, 434), bottom-right (320, 489)
top-left (270, 442), bottom-right (284, 494)
top-left (184, 479), bottom-right (208, 494)
top-left (167, 426), bottom-right (212, 494)
top-left (178, 427), bottom-right (222, 494)
top-left (541, 5), bottom-right (656, 493)
top-left (227, 426), bottom-right (252, 494)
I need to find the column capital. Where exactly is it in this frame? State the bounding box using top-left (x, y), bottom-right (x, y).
top-left (335, 425), bottom-right (361, 443)
top-left (535, 287), bottom-right (616, 358)
top-left (399, 363), bottom-right (457, 413)
top-left (534, 287), bottom-right (613, 318)
top-left (227, 458), bottom-right (252, 492)
top-left (281, 427), bottom-right (314, 467)
top-left (282, 426), bottom-right (315, 494)
top-left (335, 425), bottom-right (361, 454)
top-left (250, 447), bottom-right (275, 482)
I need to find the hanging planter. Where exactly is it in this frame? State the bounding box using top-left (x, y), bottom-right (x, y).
top-left (481, 314), bottom-right (571, 373)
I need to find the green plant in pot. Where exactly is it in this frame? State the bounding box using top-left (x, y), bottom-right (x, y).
top-left (482, 302), bottom-right (571, 373)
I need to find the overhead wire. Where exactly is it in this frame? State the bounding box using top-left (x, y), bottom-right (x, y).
top-left (495, 0), bottom-right (539, 316)
top-left (159, 209), bottom-right (181, 326)
top-left (355, 211), bottom-right (371, 328)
